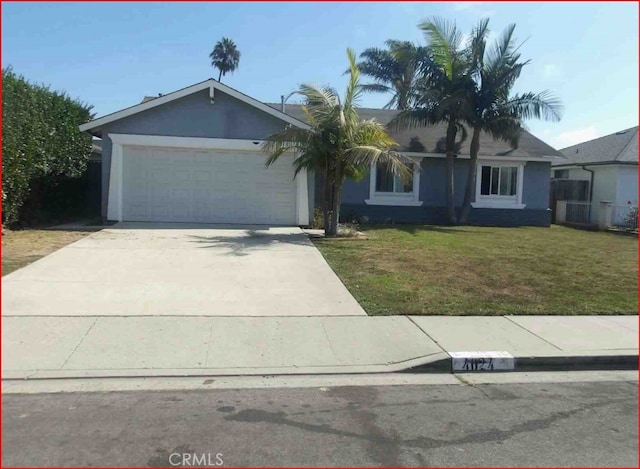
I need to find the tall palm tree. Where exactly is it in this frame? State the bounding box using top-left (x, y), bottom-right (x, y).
top-left (356, 40), bottom-right (432, 110)
top-left (390, 18), bottom-right (472, 224)
top-left (209, 37), bottom-right (241, 82)
top-left (458, 21), bottom-right (563, 223)
top-left (263, 49), bottom-right (411, 236)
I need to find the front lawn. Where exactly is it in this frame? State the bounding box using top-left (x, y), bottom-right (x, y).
top-left (2, 229), bottom-right (94, 276)
top-left (313, 225), bottom-right (638, 315)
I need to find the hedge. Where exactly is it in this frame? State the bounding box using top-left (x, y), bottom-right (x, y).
top-left (2, 67), bottom-right (94, 226)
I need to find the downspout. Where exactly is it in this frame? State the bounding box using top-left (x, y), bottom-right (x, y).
top-left (580, 165), bottom-right (594, 222)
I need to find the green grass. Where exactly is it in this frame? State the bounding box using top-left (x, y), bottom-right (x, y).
top-left (312, 224), bottom-right (638, 315)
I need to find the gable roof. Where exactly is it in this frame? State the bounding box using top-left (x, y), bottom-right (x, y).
top-left (79, 79), bottom-right (310, 135)
top-left (268, 103), bottom-right (563, 159)
top-left (555, 126), bottom-right (638, 166)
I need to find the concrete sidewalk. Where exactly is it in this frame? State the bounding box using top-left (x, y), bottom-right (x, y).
top-left (2, 315), bottom-right (637, 379)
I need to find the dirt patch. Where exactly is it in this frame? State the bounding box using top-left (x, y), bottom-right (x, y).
top-left (2, 229), bottom-right (94, 276)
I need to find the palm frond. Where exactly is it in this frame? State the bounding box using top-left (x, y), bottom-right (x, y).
top-left (360, 83), bottom-right (393, 94)
top-left (506, 91), bottom-right (563, 122)
top-left (419, 17), bottom-right (463, 79)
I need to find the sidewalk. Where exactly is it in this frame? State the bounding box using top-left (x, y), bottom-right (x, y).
top-left (2, 315), bottom-right (637, 379)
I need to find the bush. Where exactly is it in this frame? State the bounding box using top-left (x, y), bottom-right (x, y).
top-left (2, 67), bottom-right (94, 226)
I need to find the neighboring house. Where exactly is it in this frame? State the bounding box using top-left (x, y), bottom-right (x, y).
top-left (553, 126), bottom-right (638, 224)
top-left (79, 78), bottom-right (563, 227)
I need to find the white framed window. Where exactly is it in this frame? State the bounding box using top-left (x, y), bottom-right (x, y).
top-left (472, 161), bottom-right (526, 209)
top-left (365, 160), bottom-right (423, 206)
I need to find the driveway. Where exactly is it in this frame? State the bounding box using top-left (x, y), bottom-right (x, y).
top-left (1, 223), bottom-right (366, 317)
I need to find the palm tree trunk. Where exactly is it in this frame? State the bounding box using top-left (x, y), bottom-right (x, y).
top-left (329, 184), bottom-right (342, 237)
top-left (218, 69), bottom-right (222, 82)
top-left (459, 127), bottom-right (481, 224)
top-left (327, 163), bottom-right (342, 237)
top-left (445, 120), bottom-right (458, 225)
top-left (322, 164), bottom-right (330, 234)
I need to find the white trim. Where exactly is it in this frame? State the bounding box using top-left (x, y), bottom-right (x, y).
top-left (402, 151), bottom-right (560, 163)
top-left (365, 161), bottom-right (423, 206)
top-left (109, 134), bottom-right (268, 152)
top-left (296, 166), bottom-right (310, 225)
top-left (473, 160), bottom-right (527, 210)
top-left (107, 141), bottom-right (124, 221)
top-left (471, 202), bottom-right (527, 209)
top-left (79, 79), bottom-right (310, 132)
top-left (106, 134), bottom-right (308, 225)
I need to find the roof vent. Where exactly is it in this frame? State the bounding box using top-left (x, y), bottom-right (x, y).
top-left (616, 130), bottom-right (628, 135)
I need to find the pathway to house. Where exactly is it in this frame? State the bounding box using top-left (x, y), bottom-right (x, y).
top-left (2, 223), bottom-right (365, 317)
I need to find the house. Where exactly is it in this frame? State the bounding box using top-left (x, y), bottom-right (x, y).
top-left (553, 126), bottom-right (638, 225)
top-left (79, 78), bottom-right (563, 227)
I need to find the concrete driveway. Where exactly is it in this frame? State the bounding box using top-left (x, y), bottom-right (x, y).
top-left (2, 223), bottom-right (365, 317)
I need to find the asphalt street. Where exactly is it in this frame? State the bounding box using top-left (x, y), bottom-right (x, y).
top-left (2, 375), bottom-right (638, 467)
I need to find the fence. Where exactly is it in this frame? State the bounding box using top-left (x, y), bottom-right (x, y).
top-left (610, 204), bottom-right (638, 231)
top-left (556, 200), bottom-right (638, 233)
top-left (556, 200), bottom-right (593, 226)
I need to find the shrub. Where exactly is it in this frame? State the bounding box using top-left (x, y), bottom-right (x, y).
top-left (2, 67), bottom-right (94, 226)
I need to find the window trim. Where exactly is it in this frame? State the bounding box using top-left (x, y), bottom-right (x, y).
top-left (365, 159), bottom-right (423, 206)
top-left (472, 161), bottom-right (526, 209)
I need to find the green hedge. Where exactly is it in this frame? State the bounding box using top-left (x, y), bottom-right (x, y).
top-left (2, 67), bottom-right (94, 226)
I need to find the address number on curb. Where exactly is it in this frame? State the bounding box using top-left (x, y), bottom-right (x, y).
top-left (449, 351), bottom-right (515, 372)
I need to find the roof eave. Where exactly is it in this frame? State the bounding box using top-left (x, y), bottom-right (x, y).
top-left (79, 79), bottom-right (311, 134)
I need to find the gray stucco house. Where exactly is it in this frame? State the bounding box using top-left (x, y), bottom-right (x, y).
top-left (79, 78), bottom-right (563, 227)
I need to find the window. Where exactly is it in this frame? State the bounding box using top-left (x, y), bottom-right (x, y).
top-left (365, 160), bottom-right (423, 206)
top-left (480, 166), bottom-right (518, 196)
top-left (375, 162), bottom-right (413, 193)
top-left (554, 169), bottom-right (569, 179)
top-left (473, 162), bottom-right (526, 209)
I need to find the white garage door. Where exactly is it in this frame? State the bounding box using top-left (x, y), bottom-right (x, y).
top-left (121, 146), bottom-right (297, 224)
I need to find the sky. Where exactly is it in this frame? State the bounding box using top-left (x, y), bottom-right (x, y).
top-left (2, 1), bottom-right (638, 149)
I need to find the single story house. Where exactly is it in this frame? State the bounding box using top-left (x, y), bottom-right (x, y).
top-left (553, 126), bottom-right (638, 224)
top-left (79, 78), bottom-right (563, 227)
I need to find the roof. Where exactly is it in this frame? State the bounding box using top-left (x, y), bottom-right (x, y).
top-left (268, 103), bottom-right (563, 159)
top-left (555, 126), bottom-right (638, 166)
top-left (79, 79), bottom-right (310, 135)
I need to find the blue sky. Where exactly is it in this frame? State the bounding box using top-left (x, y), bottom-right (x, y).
top-left (2, 1), bottom-right (638, 149)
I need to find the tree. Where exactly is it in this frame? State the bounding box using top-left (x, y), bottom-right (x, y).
top-left (389, 18), bottom-right (561, 225)
top-left (2, 67), bottom-right (93, 226)
top-left (390, 18), bottom-right (472, 224)
top-left (356, 40), bottom-right (431, 110)
top-left (262, 49), bottom-right (411, 236)
top-left (457, 21), bottom-right (562, 223)
top-left (209, 37), bottom-right (240, 82)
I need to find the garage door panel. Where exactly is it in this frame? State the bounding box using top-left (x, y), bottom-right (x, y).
top-left (122, 146), bottom-right (297, 224)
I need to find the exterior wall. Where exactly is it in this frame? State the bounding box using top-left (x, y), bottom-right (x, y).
top-left (99, 89), bottom-right (289, 218)
top-left (339, 158), bottom-right (552, 227)
top-left (589, 166), bottom-right (618, 223)
top-left (615, 165), bottom-right (638, 205)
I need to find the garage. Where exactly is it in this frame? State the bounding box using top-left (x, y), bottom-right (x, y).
top-left (79, 79), bottom-right (311, 226)
top-left (107, 134), bottom-right (309, 226)
top-left (121, 145), bottom-right (297, 224)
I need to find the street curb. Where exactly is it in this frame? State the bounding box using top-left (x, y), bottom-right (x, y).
top-left (404, 354), bottom-right (639, 373)
top-left (515, 354), bottom-right (639, 371)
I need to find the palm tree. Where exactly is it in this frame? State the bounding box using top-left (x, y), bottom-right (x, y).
top-left (458, 21), bottom-right (563, 223)
top-left (390, 18), bottom-right (472, 224)
top-left (209, 37), bottom-right (240, 82)
top-left (262, 49), bottom-right (412, 236)
top-left (356, 40), bottom-right (431, 110)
